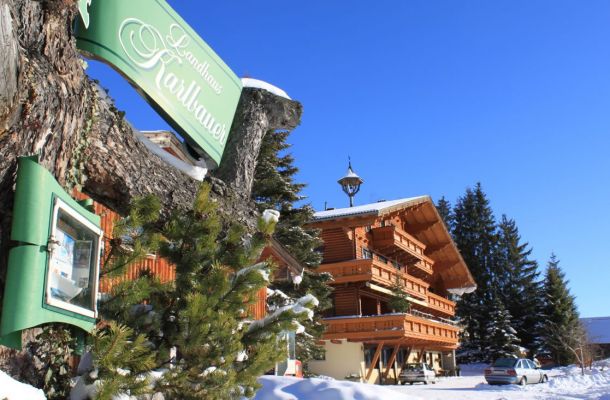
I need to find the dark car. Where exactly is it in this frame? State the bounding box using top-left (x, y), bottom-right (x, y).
top-left (484, 357), bottom-right (549, 386)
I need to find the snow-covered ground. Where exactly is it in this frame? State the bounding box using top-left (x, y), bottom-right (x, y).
top-left (3, 361), bottom-right (609, 400)
top-left (387, 362), bottom-right (610, 400)
top-left (255, 361), bottom-right (610, 400)
top-left (0, 370), bottom-right (46, 400)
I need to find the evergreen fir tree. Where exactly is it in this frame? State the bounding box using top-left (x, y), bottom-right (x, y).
top-left (435, 196), bottom-right (454, 232)
top-left (541, 254), bottom-right (580, 366)
top-left (78, 184), bottom-right (317, 399)
top-left (252, 130), bottom-right (332, 368)
top-left (452, 183), bottom-right (499, 362)
top-left (483, 296), bottom-right (521, 362)
top-left (496, 215), bottom-right (543, 356)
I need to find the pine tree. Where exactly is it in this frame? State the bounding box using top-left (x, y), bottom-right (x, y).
top-left (541, 254), bottom-right (580, 366)
top-left (388, 275), bottom-right (411, 313)
top-left (496, 215), bottom-right (543, 356)
top-left (77, 184), bottom-right (318, 399)
top-left (483, 296), bottom-right (521, 362)
top-left (435, 196), bottom-right (454, 232)
top-left (452, 183), bottom-right (499, 362)
top-left (252, 130), bottom-right (332, 368)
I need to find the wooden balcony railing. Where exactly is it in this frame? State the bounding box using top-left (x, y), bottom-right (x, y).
top-left (323, 313), bottom-right (459, 348)
top-left (427, 291), bottom-right (456, 316)
top-left (371, 225), bottom-right (434, 275)
top-left (319, 259), bottom-right (429, 300)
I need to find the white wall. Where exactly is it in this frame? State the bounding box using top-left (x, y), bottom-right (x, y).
top-left (309, 340), bottom-right (366, 381)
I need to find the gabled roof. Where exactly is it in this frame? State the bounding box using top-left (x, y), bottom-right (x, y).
top-left (581, 317), bottom-right (610, 344)
top-left (314, 196), bottom-right (429, 221)
top-left (312, 197), bottom-right (476, 292)
top-left (259, 238), bottom-right (305, 282)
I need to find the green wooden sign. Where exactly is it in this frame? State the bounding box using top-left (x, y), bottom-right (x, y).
top-left (0, 157), bottom-right (102, 349)
top-left (75, 0), bottom-right (243, 167)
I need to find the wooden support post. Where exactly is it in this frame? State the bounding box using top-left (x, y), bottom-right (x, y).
top-left (383, 343), bottom-right (400, 381)
top-left (376, 299), bottom-right (381, 315)
top-left (357, 288), bottom-right (362, 315)
top-left (365, 342), bottom-right (384, 382)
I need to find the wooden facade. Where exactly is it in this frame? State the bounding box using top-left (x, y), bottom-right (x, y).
top-left (308, 197), bottom-right (476, 382)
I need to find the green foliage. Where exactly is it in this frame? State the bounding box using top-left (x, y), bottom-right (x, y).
top-left (452, 183), bottom-right (499, 362)
top-left (251, 130), bottom-right (332, 370)
top-left (90, 323), bottom-right (156, 400)
top-left (496, 215), bottom-right (542, 356)
top-left (388, 275), bottom-right (411, 313)
top-left (101, 194), bottom-right (162, 280)
top-left (442, 183), bottom-right (584, 365)
top-left (87, 183), bottom-right (315, 399)
top-left (483, 296), bottom-right (521, 361)
top-left (541, 254), bottom-right (580, 365)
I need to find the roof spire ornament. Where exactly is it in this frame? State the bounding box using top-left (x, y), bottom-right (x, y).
top-left (338, 157), bottom-right (363, 207)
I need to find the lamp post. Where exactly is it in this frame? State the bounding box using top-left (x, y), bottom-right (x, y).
top-left (338, 160), bottom-right (363, 207)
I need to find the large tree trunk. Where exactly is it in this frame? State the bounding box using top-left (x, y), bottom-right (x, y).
top-left (0, 0), bottom-right (302, 307)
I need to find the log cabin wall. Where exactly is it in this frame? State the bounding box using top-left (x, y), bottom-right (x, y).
top-left (354, 226), bottom-right (371, 260)
top-left (320, 228), bottom-right (354, 263)
top-left (332, 286), bottom-right (360, 316)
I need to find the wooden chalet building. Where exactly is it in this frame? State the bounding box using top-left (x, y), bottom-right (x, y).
top-left (307, 197), bottom-right (476, 384)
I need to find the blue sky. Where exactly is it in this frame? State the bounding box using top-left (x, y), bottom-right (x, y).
top-left (84, 1), bottom-right (610, 317)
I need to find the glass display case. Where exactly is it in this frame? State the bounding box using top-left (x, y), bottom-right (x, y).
top-left (46, 197), bottom-right (103, 318)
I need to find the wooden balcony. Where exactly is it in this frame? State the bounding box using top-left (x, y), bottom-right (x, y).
top-left (323, 313), bottom-right (459, 348)
top-left (319, 259), bottom-right (429, 300)
top-left (427, 292), bottom-right (456, 316)
top-left (371, 225), bottom-right (434, 276)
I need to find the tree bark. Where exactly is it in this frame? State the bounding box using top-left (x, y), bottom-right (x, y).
top-left (0, 0), bottom-right (302, 303)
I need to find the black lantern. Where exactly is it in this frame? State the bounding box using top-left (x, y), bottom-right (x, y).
top-left (337, 161), bottom-right (363, 207)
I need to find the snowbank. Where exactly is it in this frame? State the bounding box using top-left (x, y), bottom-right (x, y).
top-left (0, 370), bottom-right (46, 400)
top-left (254, 376), bottom-right (419, 400)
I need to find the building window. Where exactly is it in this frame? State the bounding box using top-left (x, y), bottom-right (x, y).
top-left (362, 248), bottom-right (372, 259)
top-left (364, 346), bottom-right (377, 368)
top-left (46, 197), bottom-right (103, 318)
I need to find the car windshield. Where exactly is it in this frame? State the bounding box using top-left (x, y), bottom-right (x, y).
top-left (493, 358), bottom-right (517, 368)
top-left (404, 364), bottom-right (422, 371)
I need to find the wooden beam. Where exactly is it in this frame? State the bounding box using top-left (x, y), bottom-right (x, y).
top-left (383, 344), bottom-right (400, 380)
top-left (365, 342), bottom-right (384, 382)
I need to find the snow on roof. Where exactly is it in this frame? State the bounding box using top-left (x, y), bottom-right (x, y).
top-left (313, 196), bottom-right (429, 221)
top-left (241, 78), bottom-right (291, 100)
top-left (581, 317), bottom-right (610, 344)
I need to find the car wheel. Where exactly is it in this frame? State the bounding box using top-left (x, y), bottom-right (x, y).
top-left (519, 377), bottom-right (527, 386)
top-left (424, 381), bottom-right (428, 385)
top-left (541, 375), bottom-right (548, 383)
top-left (409, 382), bottom-right (414, 385)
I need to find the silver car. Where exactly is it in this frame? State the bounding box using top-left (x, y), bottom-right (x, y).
top-left (399, 363), bottom-right (437, 385)
top-left (484, 357), bottom-right (549, 385)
